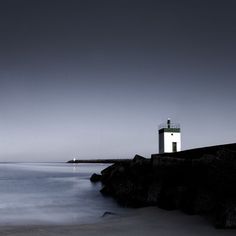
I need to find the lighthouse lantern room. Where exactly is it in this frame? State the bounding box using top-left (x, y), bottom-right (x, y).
top-left (159, 119), bottom-right (181, 154)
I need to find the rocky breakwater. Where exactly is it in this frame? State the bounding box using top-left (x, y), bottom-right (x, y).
top-left (90, 143), bottom-right (236, 228)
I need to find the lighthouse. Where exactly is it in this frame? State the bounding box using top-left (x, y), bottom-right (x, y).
top-left (159, 119), bottom-right (181, 154)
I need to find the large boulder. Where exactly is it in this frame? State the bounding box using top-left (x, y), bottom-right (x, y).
top-left (90, 173), bottom-right (102, 182)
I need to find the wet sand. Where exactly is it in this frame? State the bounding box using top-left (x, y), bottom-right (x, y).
top-left (0, 207), bottom-right (235, 236)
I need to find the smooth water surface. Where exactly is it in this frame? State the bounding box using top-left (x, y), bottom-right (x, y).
top-left (0, 163), bottom-right (127, 225)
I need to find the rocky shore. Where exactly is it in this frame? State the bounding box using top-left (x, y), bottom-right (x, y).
top-left (91, 143), bottom-right (236, 228)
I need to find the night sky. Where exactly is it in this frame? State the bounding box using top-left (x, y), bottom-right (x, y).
top-left (0, 0), bottom-right (235, 161)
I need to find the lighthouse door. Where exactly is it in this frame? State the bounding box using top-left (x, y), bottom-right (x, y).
top-left (172, 142), bottom-right (177, 152)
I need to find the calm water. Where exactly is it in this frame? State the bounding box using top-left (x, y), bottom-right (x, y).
top-left (0, 163), bottom-right (128, 225)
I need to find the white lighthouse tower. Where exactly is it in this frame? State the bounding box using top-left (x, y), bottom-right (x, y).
top-left (159, 119), bottom-right (181, 154)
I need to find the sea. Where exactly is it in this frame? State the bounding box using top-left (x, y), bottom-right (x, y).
top-left (0, 162), bottom-right (129, 225)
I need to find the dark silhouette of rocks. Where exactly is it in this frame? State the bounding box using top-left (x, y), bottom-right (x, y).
top-left (90, 173), bottom-right (102, 182)
top-left (102, 211), bottom-right (116, 217)
top-left (94, 143), bottom-right (236, 228)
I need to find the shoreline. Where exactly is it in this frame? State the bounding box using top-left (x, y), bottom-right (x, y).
top-left (0, 207), bottom-right (235, 236)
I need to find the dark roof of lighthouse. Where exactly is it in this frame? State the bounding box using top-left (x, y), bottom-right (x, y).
top-left (159, 128), bottom-right (181, 134)
top-left (158, 121), bottom-right (180, 133)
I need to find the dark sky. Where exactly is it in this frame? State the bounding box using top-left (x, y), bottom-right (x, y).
top-left (0, 0), bottom-right (235, 161)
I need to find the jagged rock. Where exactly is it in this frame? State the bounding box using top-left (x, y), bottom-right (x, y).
top-left (102, 211), bottom-right (116, 217)
top-left (90, 173), bottom-right (102, 182)
top-left (131, 155), bottom-right (150, 166)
